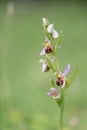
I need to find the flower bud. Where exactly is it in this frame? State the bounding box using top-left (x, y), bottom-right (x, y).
top-left (42, 18), bottom-right (49, 27)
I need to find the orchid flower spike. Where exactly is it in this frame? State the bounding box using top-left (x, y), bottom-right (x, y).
top-left (40, 37), bottom-right (53, 56)
top-left (47, 24), bottom-right (59, 39)
top-left (56, 64), bottom-right (70, 88)
top-left (40, 59), bottom-right (50, 72)
top-left (47, 87), bottom-right (60, 99)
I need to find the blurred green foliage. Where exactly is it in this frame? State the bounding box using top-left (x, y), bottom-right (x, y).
top-left (1, 0), bottom-right (87, 3)
top-left (0, 1), bottom-right (87, 130)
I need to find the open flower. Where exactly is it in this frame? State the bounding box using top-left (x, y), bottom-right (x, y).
top-left (47, 24), bottom-right (59, 39)
top-left (56, 64), bottom-right (70, 88)
top-left (40, 59), bottom-right (50, 72)
top-left (40, 37), bottom-right (53, 56)
top-left (47, 87), bottom-right (60, 99)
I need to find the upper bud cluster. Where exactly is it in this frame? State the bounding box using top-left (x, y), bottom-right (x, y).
top-left (42, 18), bottom-right (59, 39)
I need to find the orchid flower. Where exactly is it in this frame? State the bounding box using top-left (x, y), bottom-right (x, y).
top-left (40, 59), bottom-right (50, 72)
top-left (47, 24), bottom-right (59, 39)
top-left (56, 64), bottom-right (70, 88)
top-left (40, 37), bottom-right (53, 56)
top-left (47, 87), bottom-right (60, 99)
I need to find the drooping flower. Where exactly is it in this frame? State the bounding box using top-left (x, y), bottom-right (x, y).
top-left (47, 24), bottom-right (59, 39)
top-left (56, 64), bottom-right (70, 88)
top-left (40, 59), bottom-right (50, 72)
top-left (47, 87), bottom-right (60, 99)
top-left (40, 37), bottom-right (53, 56)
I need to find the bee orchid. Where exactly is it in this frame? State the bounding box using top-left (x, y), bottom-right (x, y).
top-left (56, 64), bottom-right (70, 88)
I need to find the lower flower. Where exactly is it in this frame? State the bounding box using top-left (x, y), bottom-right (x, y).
top-left (47, 87), bottom-right (60, 99)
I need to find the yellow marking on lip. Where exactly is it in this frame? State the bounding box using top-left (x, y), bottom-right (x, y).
top-left (58, 74), bottom-right (61, 78)
top-left (45, 42), bottom-right (50, 47)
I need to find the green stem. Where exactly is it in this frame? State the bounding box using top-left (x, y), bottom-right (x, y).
top-left (59, 94), bottom-right (64, 130)
top-left (54, 51), bottom-right (59, 71)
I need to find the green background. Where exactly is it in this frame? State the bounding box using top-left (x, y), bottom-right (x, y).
top-left (0, 1), bottom-right (87, 130)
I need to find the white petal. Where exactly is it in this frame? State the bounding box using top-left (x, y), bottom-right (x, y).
top-left (42, 18), bottom-right (47, 26)
top-left (53, 94), bottom-right (60, 99)
top-left (42, 63), bottom-right (47, 72)
top-left (47, 24), bottom-right (54, 33)
top-left (61, 78), bottom-right (66, 88)
top-left (40, 47), bottom-right (45, 56)
top-left (50, 87), bottom-right (56, 91)
top-left (52, 30), bottom-right (59, 39)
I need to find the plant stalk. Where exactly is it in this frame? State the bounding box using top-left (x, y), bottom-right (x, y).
top-left (59, 94), bottom-right (64, 130)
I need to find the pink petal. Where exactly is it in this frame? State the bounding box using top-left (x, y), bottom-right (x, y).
top-left (47, 92), bottom-right (52, 96)
top-left (62, 64), bottom-right (70, 77)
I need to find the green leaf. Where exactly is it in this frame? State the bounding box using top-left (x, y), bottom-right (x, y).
top-left (68, 67), bottom-right (79, 86)
top-left (63, 68), bottom-right (79, 92)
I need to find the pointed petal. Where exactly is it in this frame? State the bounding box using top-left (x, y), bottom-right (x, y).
top-left (42, 63), bottom-right (47, 72)
top-left (47, 24), bottom-right (54, 33)
top-left (42, 18), bottom-right (49, 26)
top-left (40, 47), bottom-right (46, 56)
top-left (52, 30), bottom-right (59, 39)
top-left (42, 18), bottom-right (46, 25)
top-left (61, 78), bottom-right (66, 88)
top-left (62, 64), bottom-right (70, 76)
